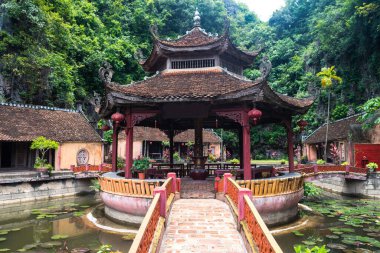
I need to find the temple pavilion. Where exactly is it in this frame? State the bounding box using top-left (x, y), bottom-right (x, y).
top-left (98, 9), bottom-right (313, 179)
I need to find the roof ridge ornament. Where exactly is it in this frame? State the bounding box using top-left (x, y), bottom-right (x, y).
top-left (194, 7), bottom-right (201, 27)
top-left (99, 61), bottom-right (114, 84)
top-left (258, 56), bottom-right (272, 81)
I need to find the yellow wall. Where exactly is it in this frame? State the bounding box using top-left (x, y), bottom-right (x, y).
top-left (369, 125), bottom-right (380, 144)
top-left (306, 144), bottom-right (317, 161)
top-left (117, 140), bottom-right (142, 159)
top-left (56, 142), bottom-right (103, 170)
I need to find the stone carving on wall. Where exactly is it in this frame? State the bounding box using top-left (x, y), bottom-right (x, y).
top-left (77, 149), bottom-right (89, 165)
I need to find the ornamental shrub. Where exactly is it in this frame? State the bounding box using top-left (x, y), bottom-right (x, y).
top-left (316, 159), bottom-right (325, 165)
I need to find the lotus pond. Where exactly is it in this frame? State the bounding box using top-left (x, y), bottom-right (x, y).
top-left (0, 195), bottom-right (136, 252)
top-left (274, 192), bottom-right (380, 253)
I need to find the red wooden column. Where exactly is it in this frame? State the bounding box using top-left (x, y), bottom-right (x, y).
top-left (111, 121), bottom-right (119, 172)
top-left (242, 112), bottom-right (251, 180)
top-left (284, 120), bottom-right (295, 173)
top-left (125, 112), bottom-right (133, 179)
top-left (238, 128), bottom-right (243, 169)
top-left (169, 127), bottom-right (174, 166)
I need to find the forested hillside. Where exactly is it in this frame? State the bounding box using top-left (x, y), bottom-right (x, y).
top-left (0, 0), bottom-right (379, 157)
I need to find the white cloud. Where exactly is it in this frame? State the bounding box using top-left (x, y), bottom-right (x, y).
top-left (237, 0), bottom-right (285, 21)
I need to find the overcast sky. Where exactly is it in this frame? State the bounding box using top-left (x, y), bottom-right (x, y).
top-left (237, 0), bottom-right (285, 21)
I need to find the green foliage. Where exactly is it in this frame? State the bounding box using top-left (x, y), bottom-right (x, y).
top-left (304, 182), bottom-right (322, 197)
top-left (316, 159), bottom-right (325, 165)
top-left (208, 154), bottom-right (217, 162)
top-left (117, 157), bottom-right (125, 169)
top-left (357, 97), bottom-right (380, 129)
top-left (162, 141), bottom-right (169, 147)
top-left (294, 245), bottom-right (329, 253)
top-left (90, 179), bottom-right (100, 192)
top-left (173, 152), bottom-right (181, 162)
top-left (103, 130), bottom-right (113, 144)
top-left (331, 104), bottom-right (349, 120)
top-left (366, 162), bottom-right (378, 172)
top-left (133, 157), bottom-right (151, 171)
top-left (228, 158), bottom-right (240, 164)
top-left (30, 136), bottom-right (59, 169)
top-left (97, 245), bottom-right (113, 253)
top-left (317, 66), bottom-right (342, 89)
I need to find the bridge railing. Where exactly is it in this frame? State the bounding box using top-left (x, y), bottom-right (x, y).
top-left (295, 165), bottom-right (369, 176)
top-left (70, 163), bottom-right (112, 173)
top-left (224, 175), bottom-right (283, 253)
top-left (129, 173), bottom-right (178, 253)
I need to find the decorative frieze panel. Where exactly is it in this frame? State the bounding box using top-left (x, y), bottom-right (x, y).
top-left (215, 110), bottom-right (248, 126)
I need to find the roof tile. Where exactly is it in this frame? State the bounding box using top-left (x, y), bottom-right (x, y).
top-left (0, 104), bottom-right (102, 142)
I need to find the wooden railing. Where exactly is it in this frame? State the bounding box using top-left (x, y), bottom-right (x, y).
top-left (242, 195), bottom-right (283, 253)
top-left (129, 193), bottom-right (161, 253)
top-left (129, 175), bottom-right (178, 253)
top-left (70, 164), bottom-right (112, 173)
top-left (98, 177), bottom-right (165, 198)
top-left (223, 175), bottom-right (283, 253)
top-left (226, 177), bottom-right (239, 212)
top-left (236, 175), bottom-right (303, 197)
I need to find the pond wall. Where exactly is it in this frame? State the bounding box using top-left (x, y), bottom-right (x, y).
top-left (0, 173), bottom-right (95, 204)
top-left (307, 172), bottom-right (380, 198)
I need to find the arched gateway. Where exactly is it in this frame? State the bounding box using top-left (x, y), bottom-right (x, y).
top-left (98, 10), bottom-right (313, 179)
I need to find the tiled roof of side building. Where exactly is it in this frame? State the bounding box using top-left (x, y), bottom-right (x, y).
top-left (174, 129), bottom-right (221, 143)
top-left (0, 103), bottom-right (102, 142)
top-left (304, 114), bottom-right (361, 144)
top-left (118, 127), bottom-right (221, 143)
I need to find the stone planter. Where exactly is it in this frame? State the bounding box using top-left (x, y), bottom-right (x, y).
top-left (35, 168), bottom-right (49, 177)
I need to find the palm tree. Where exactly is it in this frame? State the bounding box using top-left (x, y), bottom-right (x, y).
top-left (317, 66), bottom-right (342, 162)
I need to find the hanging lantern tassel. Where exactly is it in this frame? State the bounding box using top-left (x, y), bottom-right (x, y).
top-left (248, 108), bottom-right (262, 125)
top-left (215, 118), bottom-right (218, 128)
top-left (154, 120), bottom-right (157, 128)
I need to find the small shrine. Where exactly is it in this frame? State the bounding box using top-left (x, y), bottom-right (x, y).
top-left (98, 9), bottom-right (313, 179)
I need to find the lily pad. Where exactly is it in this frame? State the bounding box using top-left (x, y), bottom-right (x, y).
top-left (0, 238), bottom-right (6, 242)
top-left (23, 243), bottom-right (38, 250)
top-left (326, 234), bottom-right (340, 239)
top-left (16, 249), bottom-right (26, 252)
top-left (0, 231), bottom-right (8, 236)
top-left (73, 211), bottom-right (85, 217)
top-left (302, 240), bottom-right (316, 246)
top-left (40, 241), bottom-right (62, 249)
top-left (0, 249), bottom-right (10, 252)
top-left (327, 243), bottom-right (347, 250)
top-left (51, 234), bottom-right (69, 240)
top-left (10, 228), bottom-right (21, 232)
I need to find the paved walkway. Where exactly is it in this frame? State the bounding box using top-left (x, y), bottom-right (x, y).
top-left (159, 199), bottom-right (247, 253)
top-left (180, 178), bottom-right (215, 199)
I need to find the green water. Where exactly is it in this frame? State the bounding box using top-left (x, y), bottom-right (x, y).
top-left (0, 195), bottom-right (135, 252)
top-left (274, 193), bottom-right (380, 253)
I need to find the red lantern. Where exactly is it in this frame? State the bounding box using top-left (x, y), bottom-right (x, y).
top-left (297, 119), bottom-right (308, 131)
top-left (248, 108), bottom-right (262, 125)
top-left (101, 125), bottom-right (110, 131)
top-left (111, 112), bottom-right (125, 123)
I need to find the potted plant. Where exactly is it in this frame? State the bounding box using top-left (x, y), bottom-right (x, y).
top-left (366, 162), bottom-right (378, 173)
top-left (30, 136), bottom-right (59, 176)
top-left (133, 157), bottom-right (151, 180)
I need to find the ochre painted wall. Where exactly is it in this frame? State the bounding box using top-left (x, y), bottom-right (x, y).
top-left (117, 140), bottom-right (143, 160)
top-left (306, 144), bottom-right (317, 161)
top-left (369, 125), bottom-right (380, 144)
top-left (56, 142), bottom-right (103, 169)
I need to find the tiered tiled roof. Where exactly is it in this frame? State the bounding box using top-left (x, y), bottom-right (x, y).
top-left (158, 28), bottom-right (221, 47)
top-left (304, 114), bottom-right (361, 144)
top-left (0, 103), bottom-right (102, 142)
top-left (107, 67), bottom-right (261, 100)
